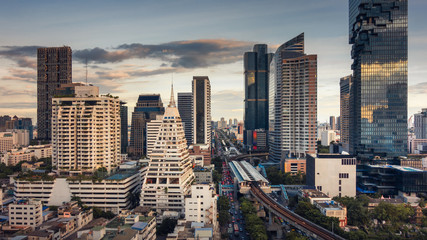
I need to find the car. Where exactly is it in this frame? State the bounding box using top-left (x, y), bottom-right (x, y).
top-left (240, 228), bottom-right (243, 232)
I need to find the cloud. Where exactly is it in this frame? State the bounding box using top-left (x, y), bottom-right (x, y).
top-left (409, 82), bottom-right (427, 94)
top-left (0, 86), bottom-right (36, 97)
top-left (74, 39), bottom-right (253, 68)
top-left (1, 68), bottom-right (36, 83)
top-left (212, 90), bottom-right (243, 103)
top-left (95, 67), bottom-right (180, 80)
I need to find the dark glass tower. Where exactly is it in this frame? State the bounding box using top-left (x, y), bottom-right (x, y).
top-left (37, 47), bottom-right (72, 140)
top-left (178, 92), bottom-right (193, 145)
top-left (192, 76), bottom-right (211, 145)
top-left (349, 0), bottom-right (408, 159)
top-left (120, 101), bottom-right (128, 154)
top-left (243, 44), bottom-right (273, 150)
top-left (129, 94), bottom-right (164, 158)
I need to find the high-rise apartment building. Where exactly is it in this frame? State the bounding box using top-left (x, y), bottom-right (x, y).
top-left (349, 0), bottom-right (408, 159)
top-left (244, 44), bottom-right (273, 150)
top-left (192, 76), bottom-right (211, 145)
top-left (340, 75), bottom-right (352, 152)
top-left (414, 109), bottom-right (427, 139)
top-left (120, 102), bottom-right (128, 154)
top-left (269, 33), bottom-right (317, 161)
top-left (51, 85), bottom-right (121, 173)
top-left (140, 87), bottom-right (195, 217)
top-left (37, 47), bottom-right (72, 140)
top-left (177, 92), bottom-right (193, 145)
top-left (0, 115), bottom-right (11, 132)
top-left (129, 94), bottom-right (164, 158)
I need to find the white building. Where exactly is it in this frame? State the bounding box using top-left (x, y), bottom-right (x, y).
top-left (1, 148), bottom-right (34, 166)
top-left (51, 85), bottom-right (121, 173)
top-left (146, 115), bottom-right (163, 158)
top-left (27, 144), bottom-right (52, 159)
top-left (140, 86), bottom-right (195, 218)
top-left (185, 184), bottom-right (217, 229)
top-left (9, 199), bottom-right (43, 230)
top-left (0, 130), bottom-right (30, 152)
top-left (14, 169), bottom-right (142, 214)
top-left (306, 154), bottom-right (356, 197)
top-left (321, 130), bottom-right (337, 146)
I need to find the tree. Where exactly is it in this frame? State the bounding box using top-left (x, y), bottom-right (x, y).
top-left (218, 210), bottom-right (231, 226)
top-left (92, 207), bottom-right (115, 219)
top-left (158, 218), bottom-right (177, 235)
top-left (218, 196), bottom-right (230, 211)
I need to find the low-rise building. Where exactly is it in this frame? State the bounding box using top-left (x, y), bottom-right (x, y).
top-left (298, 189), bottom-right (332, 204)
top-left (1, 148), bottom-right (34, 166)
top-left (188, 144), bottom-right (211, 166)
top-left (184, 184), bottom-right (217, 230)
top-left (193, 167), bottom-right (213, 183)
top-left (306, 154), bottom-right (356, 197)
top-left (313, 200), bottom-right (347, 227)
top-left (27, 145), bottom-right (52, 159)
top-left (167, 220), bottom-right (214, 240)
top-left (58, 201), bottom-right (93, 229)
top-left (9, 199), bottom-right (43, 230)
top-left (367, 198), bottom-right (404, 210)
top-left (357, 164), bottom-right (427, 196)
top-left (280, 158), bottom-right (306, 174)
top-left (14, 169), bottom-right (142, 214)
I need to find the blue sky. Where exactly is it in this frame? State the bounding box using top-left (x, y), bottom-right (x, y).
top-left (0, 0), bottom-right (426, 123)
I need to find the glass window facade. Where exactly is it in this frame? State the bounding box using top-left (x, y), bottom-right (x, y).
top-left (244, 45), bottom-right (273, 149)
top-left (349, 0), bottom-right (408, 159)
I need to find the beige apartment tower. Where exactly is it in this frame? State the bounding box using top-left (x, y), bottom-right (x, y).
top-left (51, 85), bottom-right (121, 173)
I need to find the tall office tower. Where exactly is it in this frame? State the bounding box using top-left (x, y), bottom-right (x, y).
top-left (336, 116), bottom-right (341, 131)
top-left (414, 109), bottom-right (427, 139)
top-left (349, 0), bottom-right (408, 159)
top-left (233, 118), bottom-right (238, 126)
top-left (340, 75), bottom-right (353, 152)
top-left (51, 85), bottom-right (121, 174)
top-left (177, 92), bottom-right (193, 145)
top-left (229, 119), bottom-right (232, 127)
top-left (129, 94), bottom-right (165, 158)
top-left (140, 86), bottom-right (195, 217)
top-left (37, 47), bottom-right (72, 140)
top-left (269, 33), bottom-right (317, 161)
top-left (120, 101), bottom-right (128, 154)
top-left (192, 76), bottom-right (211, 145)
top-left (329, 116), bottom-right (336, 130)
top-left (244, 44), bottom-right (273, 150)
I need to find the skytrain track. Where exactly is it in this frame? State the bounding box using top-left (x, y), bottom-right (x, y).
top-left (250, 183), bottom-right (345, 240)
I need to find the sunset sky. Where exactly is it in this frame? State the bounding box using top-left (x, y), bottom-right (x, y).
top-left (1, 0), bottom-right (426, 124)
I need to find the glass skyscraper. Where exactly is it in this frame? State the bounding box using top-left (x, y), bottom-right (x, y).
top-left (349, 0), bottom-right (408, 160)
top-left (243, 44), bottom-right (273, 150)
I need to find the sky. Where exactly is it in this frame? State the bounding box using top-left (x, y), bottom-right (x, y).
top-left (0, 0), bottom-right (426, 124)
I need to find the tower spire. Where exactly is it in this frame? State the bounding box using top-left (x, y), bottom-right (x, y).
top-left (169, 82), bottom-right (176, 108)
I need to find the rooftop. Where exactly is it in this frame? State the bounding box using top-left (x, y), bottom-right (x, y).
top-left (369, 164), bottom-right (425, 172)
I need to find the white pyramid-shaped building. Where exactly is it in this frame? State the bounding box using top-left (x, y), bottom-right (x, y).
top-left (140, 85), bottom-right (195, 217)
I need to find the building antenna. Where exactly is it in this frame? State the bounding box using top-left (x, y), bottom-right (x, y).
top-left (85, 57), bottom-right (88, 84)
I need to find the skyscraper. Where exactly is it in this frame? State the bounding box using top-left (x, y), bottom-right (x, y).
top-left (51, 85), bottom-right (121, 173)
top-left (336, 116), bottom-right (341, 131)
top-left (129, 94), bottom-right (164, 158)
top-left (340, 75), bottom-right (353, 152)
top-left (244, 44), bottom-right (273, 150)
top-left (329, 116), bottom-right (336, 130)
top-left (37, 46), bottom-right (72, 140)
top-left (192, 76), bottom-right (211, 145)
top-left (140, 86), bottom-right (195, 217)
top-left (177, 92), bottom-right (193, 145)
top-left (269, 33), bottom-right (317, 161)
top-left (414, 109), bottom-right (427, 139)
top-left (120, 101), bottom-right (128, 154)
top-left (349, 0), bottom-right (408, 159)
